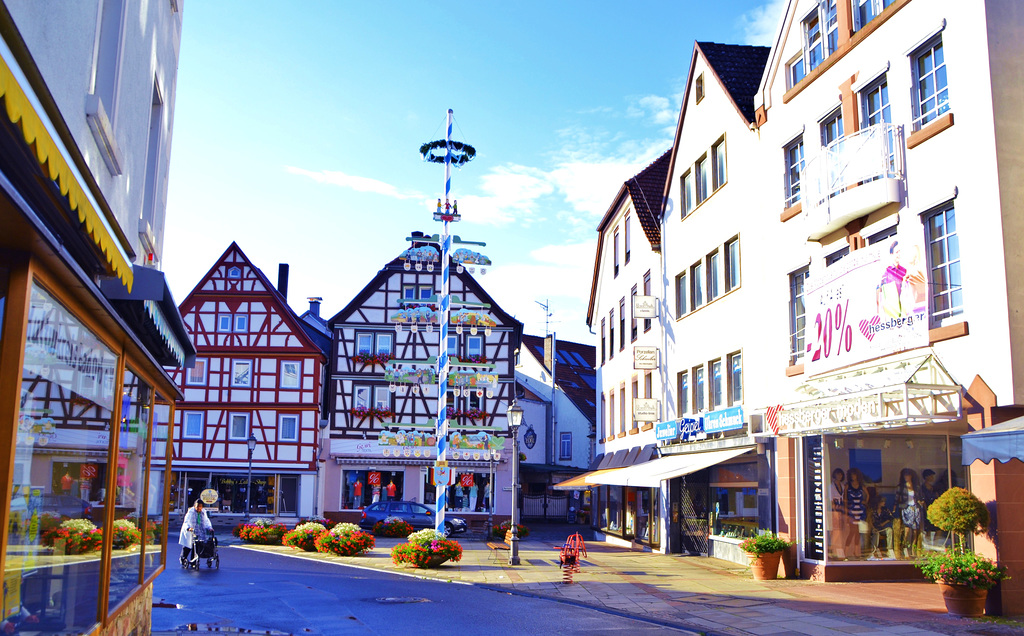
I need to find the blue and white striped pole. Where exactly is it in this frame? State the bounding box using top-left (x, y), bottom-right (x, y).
top-left (435, 109), bottom-right (454, 532)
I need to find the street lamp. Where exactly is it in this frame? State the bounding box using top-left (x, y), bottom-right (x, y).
top-left (506, 400), bottom-right (524, 565)
top-left (245, 433), bottom-right (256, 522)
top-left (313, 419), bottom-right (329, 516)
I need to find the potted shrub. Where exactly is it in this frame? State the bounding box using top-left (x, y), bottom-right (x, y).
top-left (390, 528), bottom-right (463, 568)
top-left (373, 517), bottom-right (414, 538)
top-left (739, 531), bottom-right (795, 580)
top-left (917, 487), bottom-right (1009, 617)
top-left (315, 523), bottom-right (375, 556)
top-left (282, 522), bottom-right (328, 552)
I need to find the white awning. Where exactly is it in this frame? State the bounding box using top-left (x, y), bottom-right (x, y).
top-left (588, 447), bottom-right (752, 487)
top-left (962, 416), bottom-right (1024, 464)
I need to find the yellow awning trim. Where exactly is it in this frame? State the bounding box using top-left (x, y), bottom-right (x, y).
top-left (0, 55), bottom-right (132, 291)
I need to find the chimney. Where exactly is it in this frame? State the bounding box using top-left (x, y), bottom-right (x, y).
top-left (277, 264), bottom-right (289, 301)
top-left (307, 297), bottom-right (322, 318)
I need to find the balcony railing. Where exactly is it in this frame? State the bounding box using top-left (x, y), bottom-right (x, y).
top-left (803, 123), bottom-right (904, 239)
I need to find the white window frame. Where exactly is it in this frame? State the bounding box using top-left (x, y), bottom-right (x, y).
top-left (183, 411), bottom-right (204, 439)
top-left (447, 334), bottom-right (459, 356)
top-left (217, 314), bottom-right (232, 332)
top-left (418, 286), bottom-right (433, 300)
top-left (693, 365), bottom-right (706, 413)
top-left (911, 35), bottom-right (950, 130)
top-left (279, 414), bottom-right (299, 442)
top-left (374, 386), bottom-right (391, 411)
top-left (402, 285), bottom-right (416, 299)
top-left (707, 250), bottom-right (720, 303)
top-left (228, 413), bottom-right (249, 440)
top-left (924, 203), bottom-right (962, 324)
top-left (677, 370), bottom-right (689, 416)
top-left (234, 313), bottom-right (248, 332)
top-left (691, 261), bottom-right (704, 310)
top-left (725, 238), bottom-right (740, 292)
top-left (375, 333), bottom-right (394, 355)
top-left (790, 266), bottom-right (811, 364)
top-left (227, 266), bottom-right (241, 278)
top-left (710, 358), bottom-right (723, 409)
top-left (728, 351), bottom-right (743, 405)
top-left (712, 138), bottom-right (727, 190)
top-left (467, 335), bottom-right (483, 357)
top-left (356, 333), bottom-right (373, 355)
top-left (681, 170), bottom-right (695, 217)
top-left (353, 386), bottom-right (371, 410)
top-left (559, 432), bottom-right (572, 460)
top-left (231, 360), bottom-right (252, 387)
top-left (820, 107), bottom-right (844, 148)
top-left (280, 361), bottom-right (301, 389)
top-left (186, 358), bottom-right (207, 386)
top-left (784, 137), bottom-right (805, 209)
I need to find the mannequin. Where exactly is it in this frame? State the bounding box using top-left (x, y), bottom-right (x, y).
top-left (385, 480), bottom-right (397, 498)
top-left (895, 468), bottom-right (922, 558)
top-left (829, 467), bottom-right (847, 559)
top-left (845, 468), bottom-right (867, 559)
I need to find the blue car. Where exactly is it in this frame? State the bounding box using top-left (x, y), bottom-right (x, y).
top-left (358, 501), bottom-right (467, 536)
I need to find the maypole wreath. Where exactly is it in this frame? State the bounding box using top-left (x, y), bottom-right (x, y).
top-left (419, 140), bottom-right (476, 166)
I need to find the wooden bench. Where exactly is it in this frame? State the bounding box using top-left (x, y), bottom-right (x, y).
top-left (486, 530), bottom-right (514, 562)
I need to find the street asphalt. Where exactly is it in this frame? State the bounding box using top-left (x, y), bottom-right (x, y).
top-left (151, 523), bottom-right (1024, 636)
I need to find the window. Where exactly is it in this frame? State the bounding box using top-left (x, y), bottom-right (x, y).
top-left (279, 414), bottom-right (299, 441)
top-left (913, 36), bottom-right (950, 129)
top-left (559, 432), bottom-right (572, 460)
top-left (140, 81), bottom-right (164, 245)
top-left (374, 386), bottom-right (391, 412)
top-left (784, 137), bottom-right (805, 208)
top-left (696, 154), bottom-right (711, 204)
top-left (227, 266), bottom-right (241, 278)
top-left (601, 394), bottom-right (607, 437)
top-left (728, 352), bottom-right (742, 405)
top-left (218, 314), bottom-right (232, 332)
top-left (624, 216), bottom-right (631, 264)
top-left (868, 225), bottom-right (897, 245)
top-left (925, 204), bottom-right (962, 323)
top-left (695, 73), bottom-right (704, 103)
top-left (280, 361), bottom-right (300, 388)
top-left (402, 285), bottom-right (416, 300)
top-left (619, 298), bottom-right (626, 350)
top-left (805, 9), bottom-right (824, 70)
top-left (467, 335), bottom-right (483, 358)
top-left (613, 228), bottom-right (620, 277)
top-left (631, 378), bottom-right (639, 429)
top-left (86, 0), bottom-right (126, 174)
top-left (675, 272), bottom-right (688, 317)
top-left (183, 411), bottom-right (204, 438)
top-left (608, 392), bottom-right (615, 438)
top-left (228, 413), bottom-right (249, 440)
top-left (862, 77), bottom-right (891, 126)
top-left (789, 52), bottom-right (806, 87)
top-left (642, 270), bottom-right (652, 332)
top-left (789, 2), bottom-right (838, 84)
top-left (725, 238), bottom-right (740, 292)
top-left (712, 139), bottom-right (727, 190)
top-left (600, 319), bottom-right (606, 364)
top-left (376, 333), bottom-right (394, 355)
top-left (677, 371), bottom-right (689, 416)
top-left (619, 385), bottom-right (626, 434)
top-left (693, 366), bottom-right (705, 412)
top-left (353, 386), bottom-right (370, 410)
top-left (234, 314), bottom-right (248, 332)
top-left (356, 333), bottom-right (373, 355)
top-left (231, 360), bottom-right (252, 387)
top-left (710, 359), bottom-right (723, 409)
top-left (681, 170), bottom-right (695, 217)
top-left (608, 309), bottom-right (615, 359)
top-left (827, 246), bottom-right (850, 265)
top-left (820, 108), bottom-right (844, 148)
top-left (691, 261), bottom-right (704, 310)
top-left (186, 358), bottom-right (207, 386)
top-left (707, 250), bottom-right (720, 302)
top-left (448, 334), bottom-right (458, 356)
top-left (789, 267), bottom-right (811, 364)
top-left (630, 286), bottom-right (638, 342)
top-left (419, 286), bottom-right (433, 300)
top-left (467, 389), bottom-right (481, 410)
top-left (854, 0), bottom-right (895, 31)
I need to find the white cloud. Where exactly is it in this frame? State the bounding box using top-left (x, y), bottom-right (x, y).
top-left (285, 166), bottom-right (422, 200)
top-left (483, 257), bottom-right (595, 342)
top-left (456, 164), bottom-right (554, 226)
top-left (627, 94), bottom-right (675, 125)
top-left (737, 0), bottom-right (786, 46)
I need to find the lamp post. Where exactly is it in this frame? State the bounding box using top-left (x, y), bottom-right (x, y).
top-left (313, 419), bottom-right (329, 516)
top-left (245, 433), bottom-right (256, 522)
top-left (506, 401), bottom-right (523, 565)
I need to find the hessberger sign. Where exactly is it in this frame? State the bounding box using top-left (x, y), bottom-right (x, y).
top-left (633, 346), bottom-right (658, 370)
top-left (777, 396), bottom-right (881, 434)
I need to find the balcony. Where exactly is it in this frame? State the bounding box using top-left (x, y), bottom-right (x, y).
top-left (803, 123), bottom-right (904, 240)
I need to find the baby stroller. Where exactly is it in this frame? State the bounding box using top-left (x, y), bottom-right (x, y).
top-left (185, 531), bottom-right (219, 569)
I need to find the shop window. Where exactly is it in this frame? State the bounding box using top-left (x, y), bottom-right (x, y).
top-left (186, 358), bottom-right (207, 385)
top-left (231, 360), bottom-right (252, 387)
top-left (229, 413), bottom-right (249, 440)
top-left (602, 486), bottom-right (623, 534)
top-left (146, 400), bottom-right (172, 579)
top-left (559, 432), bottom-right (572, 460)
top-left (424, 471), bottom-right (493, 512)
top-left (183, 412), bottom-right (204, 438)
top-left (710, 461), bottom-right (759, 539)
top-left (280, 360), bottom-right (300, 388)
top-left (343, 470), bottom-right (405, 508)
top-left (279, 414), bottom-right (299, 442)
top-left (819, 433), bottom-right (963, 563)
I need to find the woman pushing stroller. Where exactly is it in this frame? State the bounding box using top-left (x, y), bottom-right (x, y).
top-left (179, 499), bottom-right (214, 567)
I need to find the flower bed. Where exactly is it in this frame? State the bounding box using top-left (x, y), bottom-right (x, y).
top-left (492, 520), bottom-right (529, 539)
top-left (238, 519), bottom-right (287, 545)
top-left (391, 529), bottom-right (463, 568)
top-left (283, 522), bottom-right (328, 552)
top-left (111, 518), bottom-right (142, 549)
top-left (41, 519), bottom-right (102, 555)
top-left (315, 523), bottom-right (375, 556)
top-left (373, 517), bottom-right (414, 538)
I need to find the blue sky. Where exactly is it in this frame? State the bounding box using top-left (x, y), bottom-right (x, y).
top-left (163, 0), bottom-right (784, 343)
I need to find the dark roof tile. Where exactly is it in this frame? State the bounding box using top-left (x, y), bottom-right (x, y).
top-left (697, 42), bottom-right (770, 123)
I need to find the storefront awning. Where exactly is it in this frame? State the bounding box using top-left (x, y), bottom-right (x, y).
top-left (769, 352), bottom-right (961, 437)
top-left (588, 447), bottom-right (751, 488)
top-left (962, 416), bottom-right (1024, 464)
top-left (552, 445), bottom-right (655, 490)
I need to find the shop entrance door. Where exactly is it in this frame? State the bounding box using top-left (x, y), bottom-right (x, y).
top-left (679, 472), bottom-right (709, 555)
top-left (185, 478), bottom-right (206, 509)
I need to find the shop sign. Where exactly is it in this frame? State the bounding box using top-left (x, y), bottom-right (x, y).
top-left (777, 395), bottom-right (881, 435)
top-left (368, 471), bottom-right (381, 486)
top-left (655, 420), bottom-right (678, 441)
top-left (460, 473), bottom-right (474, 487)
top-left (199, 488), bottom-right (219, 505)
top-left (704, 406), bottom-right (745, 434)
top-left (633, 295), bottom-right (658, 319)
top-left (679, 417), bottom-right (705, 442)
top-left (633, 346), bottom-right (658, 370)
top-left (632, 398), bottom-right (659, 422)
top-left (804, 232), bottom-right (928, 375)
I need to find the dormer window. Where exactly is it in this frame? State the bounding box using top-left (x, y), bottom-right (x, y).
top-left (227, 266), bottom-right (241, 278)
top-left (695, 73), bottom-right (705, 104)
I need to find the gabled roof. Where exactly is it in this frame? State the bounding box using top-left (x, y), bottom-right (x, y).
top-left (585, 149), bottom-right (672, 326)
top-left (520, 334), bottom-right (596, 421)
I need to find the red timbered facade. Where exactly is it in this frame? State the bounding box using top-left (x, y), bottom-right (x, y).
top-left (323, 232), bottom-right (522, 527)
top-left (157, 243), bottom-right (327, 517)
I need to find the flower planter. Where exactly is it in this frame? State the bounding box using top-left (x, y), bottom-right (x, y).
top-left (418, 555), bottom-right (450, 568)
top-left (747, 551), bottom-right (783, 580)
top-left (938, 583), bottom-right (988, 617)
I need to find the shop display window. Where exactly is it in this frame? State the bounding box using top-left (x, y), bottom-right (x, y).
top-left (343, 470), bottom-right (403, 509)
top-left (144, 401), bottom-right (171, 581)
top-left (422, 471), bottom-right (493, 512)
top-left (821, 433), bottom-right (962, 562)
top-left (709, 461), bottom-right (759, 539)
top-left (6, 282), bottom-right (118, 634)
top-left (601, 486), bottom-right (623, 534)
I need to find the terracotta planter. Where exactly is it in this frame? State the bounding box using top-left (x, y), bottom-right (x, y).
top-left (417, 555), bottom-right (450, 569)
top-left (747, 551), bottom-right (783, 580)
top-left (938, 582), bottom-right (988, 617)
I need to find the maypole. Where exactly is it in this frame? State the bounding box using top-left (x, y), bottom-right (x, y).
top-left (434, 110), bottom-right (454, 532)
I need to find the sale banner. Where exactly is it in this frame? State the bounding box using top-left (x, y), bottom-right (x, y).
top-left (804, 232), bottom-right (928, 375)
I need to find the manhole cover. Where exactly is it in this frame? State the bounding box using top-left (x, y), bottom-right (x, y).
top-left (375, 597), bottom-right (431, 604)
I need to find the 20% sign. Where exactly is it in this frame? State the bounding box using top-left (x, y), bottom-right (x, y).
top-left (808, 298), bottom-right (853, 362)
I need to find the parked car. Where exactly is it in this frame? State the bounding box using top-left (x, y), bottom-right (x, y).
top-left (39, 494), bottom-right (92, 519)
top-left (358, 501), bottom-right (467, 536)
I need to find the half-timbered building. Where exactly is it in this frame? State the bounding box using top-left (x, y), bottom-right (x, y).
top-left (158, 243), bottom-right (327, 518)
top-left (323, 231), bottom-right (522, 529)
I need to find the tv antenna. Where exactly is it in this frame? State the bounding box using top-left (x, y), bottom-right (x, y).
top-left (535, 299), bottom-right (553, 336)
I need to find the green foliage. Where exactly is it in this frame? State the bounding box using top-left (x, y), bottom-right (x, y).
top-left (391, 537), bottom-right (463, 567)
top-left (739, 531), bottom-right (796, 556)
top-left (41, 525), bottom-right (102, 554)
top-left (315, 529), bottom-right (375, 556)
top-left (238, 522), bottom-right (287, 545)
top-left (283, 523), bottom-right (327, 552)
top-left (373, 518), bottom-right (414, 538)
top-left (111, 518), bottom-right (142, 549)
top-left (918, 550), bottom-right (1009, 590)
top-left (492, 521), bottom-right (529, 539)
top-left (927, 487), bottom-right (989, 551)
